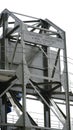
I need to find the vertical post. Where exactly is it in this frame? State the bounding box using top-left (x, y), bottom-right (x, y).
top-left (1, 13), bottom-right (5, 69)
top-left (43, 46), bottom-right (51, 127)
top-left (1, 13), bottom-right (8, 69)
top-left (40, 21), bottom-right (51, 128)
top-left (21, 23), bottom-right (26, 130)
top-left (63, 32), bottom-right (71, 130)
top-left (0, 98), bottom-right (1, 120)
top-left (1, 13), bottom-right (8, 130)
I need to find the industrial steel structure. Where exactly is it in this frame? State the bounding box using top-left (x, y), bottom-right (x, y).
top-left (0, 9), bottom-right (72, 130)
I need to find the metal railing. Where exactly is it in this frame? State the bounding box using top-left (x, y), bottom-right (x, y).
top-left (7, 111), bottom-right (73, 129)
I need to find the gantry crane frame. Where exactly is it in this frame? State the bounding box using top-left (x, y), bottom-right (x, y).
top-left (0, 9), bottom-right (72, 130)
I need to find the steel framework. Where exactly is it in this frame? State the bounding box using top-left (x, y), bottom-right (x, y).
top-left (0, 9), bottom-right (72, 130)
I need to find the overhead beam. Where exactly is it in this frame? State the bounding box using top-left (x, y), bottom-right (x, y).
top-left (23, 31), bottom-right (64, 49)
top-left (52, 92), bottom-right (73, 101)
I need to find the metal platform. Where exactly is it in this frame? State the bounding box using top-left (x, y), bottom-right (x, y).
top-left (0, 9), bottom-right (72, 130)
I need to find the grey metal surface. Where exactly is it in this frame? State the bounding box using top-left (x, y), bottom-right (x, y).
top-left (0, 9), bottom-right (71, 130)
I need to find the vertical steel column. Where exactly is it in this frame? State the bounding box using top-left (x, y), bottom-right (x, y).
top-left (63, 32), bottom-right (71, 130)
top-left (43, 46), bottom-right (51, 127)
top-left (1, 13), bottom-right (8, 130)
top-left (41, 21), bottom-right (51, 127)
top-left (1, 13), bottom-right (8, 69)
top-left (21, 23), bottom-right (26, 130)
top-left (1, 13), bottom-right (5, 69)
top-left (0, 98), bottom-right (2, 130)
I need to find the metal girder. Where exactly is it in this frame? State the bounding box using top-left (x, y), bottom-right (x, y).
top-left (49, 98), bottom-right (65, 123)
top-left (29, 79), bottom-right (65, 125)
top-left (45, 19), bottom-right (64, 33)
top-left (0, 77), bottom-right (17, 98)
top-left (6, 25), bottom-right (19, 37)
top-left (51, 49), bottom-right (60, 78)
top-left (52, 92), bottom-right (73, 101)
top-left (9, 90), bottom-right (22, 112)
top-left (23, 31), bottom-right (64, 49)
top-left (11, 34), bottom-right (20, 66)
top-left (0, 8), bottom-right (71, 130)
top-left (2, 8), bottom-right (22, 23)
top-left (26, 125), bottom-right (61, 130)
top-left (6, 92), bottom-right (21, 117)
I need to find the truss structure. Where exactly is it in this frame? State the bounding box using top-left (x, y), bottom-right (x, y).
top-left (0, 9), bottom-right (72, 130)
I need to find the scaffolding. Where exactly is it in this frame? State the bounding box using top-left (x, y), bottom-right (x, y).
top-left (0, 9), bottom-right (72, 130)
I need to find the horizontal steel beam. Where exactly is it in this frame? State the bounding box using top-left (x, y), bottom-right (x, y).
top-left (10, 86), bottom-right (73, 102)
top-left (52, 92), bottom-right (73, 101)
top-left (23, 31), bottom-right (64, 49)
top-left (26, 125), bottom-right (61, 130)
